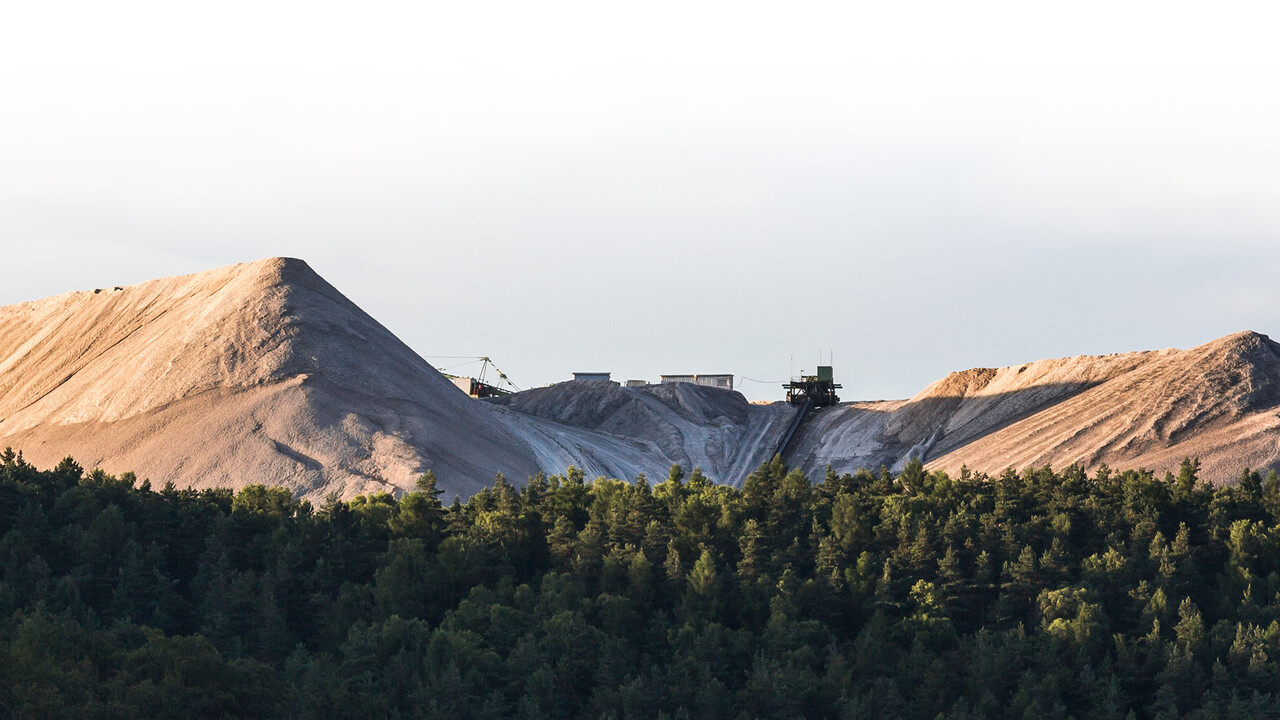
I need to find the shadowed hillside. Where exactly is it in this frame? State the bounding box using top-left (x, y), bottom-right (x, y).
top-left (495, 380), bottom-right (796, 486)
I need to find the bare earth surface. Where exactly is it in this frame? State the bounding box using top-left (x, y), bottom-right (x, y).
top-left (0, 258), bottom-right (544, 499)
top-left (493, 380), bottom-right (797, 486)
top-left (0, 258), bottom-right (789, 498)
top-left (3, 257), bottom-right (1278, 499)
top-left (787, 332), bottom-right (1280, 481)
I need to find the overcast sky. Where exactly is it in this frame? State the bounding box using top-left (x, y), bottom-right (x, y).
top-left (3, 1), bottom-right (1278, 401)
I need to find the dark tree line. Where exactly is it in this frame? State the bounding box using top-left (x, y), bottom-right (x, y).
top-left (3, 446), bottom-right (1280, 718)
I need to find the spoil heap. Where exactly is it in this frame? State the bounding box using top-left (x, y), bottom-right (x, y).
top-left (5, 257), bottom-right (1277, 497)
top-left (0, 258), bottom-right (541, 498)
top-left (787, 332), bottom-right (1280, 481)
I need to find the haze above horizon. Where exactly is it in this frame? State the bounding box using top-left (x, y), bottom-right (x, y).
top-left (3, 1), bottom-right (1278, 401)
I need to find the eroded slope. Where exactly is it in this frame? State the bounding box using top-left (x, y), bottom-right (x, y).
top-left (788, 332), bottom-right (1280, 482)
top-left (495, 380), bottom-right (797, 486)
top-left (0, 258), bottom-right (543, 498)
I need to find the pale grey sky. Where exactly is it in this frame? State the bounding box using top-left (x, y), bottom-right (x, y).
top-left (3, 1), bottom-right (1279, 401)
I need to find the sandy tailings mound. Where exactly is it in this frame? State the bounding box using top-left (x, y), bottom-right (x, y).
top-left (0, 258), bottom-right (544, 499)
top-left (787, 332), bottom-right (1280, 482)
top-left (5, 256), bottom-right (1278, 496)
top-left (494, 380), bottom-right (797, 487)
top-left (0, 257), bottom-right (791, 499)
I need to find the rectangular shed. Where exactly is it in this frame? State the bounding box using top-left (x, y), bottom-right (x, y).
top-left (660, 374), bottom-right (734, 391)
top-left (573, 372), bottom-right (612, 382)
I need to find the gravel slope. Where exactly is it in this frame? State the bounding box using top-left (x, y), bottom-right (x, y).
top-left (0, 258), bottom-right (788, 498)
top-left (786, 332), bottom-right (1280, 483)
top-left (494, 380), bottom-right (797, 487)
top-left (5, 257), bottom-right (1277, 497)
top-left (0, 258), bottom-right (543, 498)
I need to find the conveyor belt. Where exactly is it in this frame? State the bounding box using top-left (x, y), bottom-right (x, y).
top-left (773, 398), bottom-right (812, 461)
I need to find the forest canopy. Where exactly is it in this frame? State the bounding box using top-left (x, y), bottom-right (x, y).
top-left (3, 447), bottom-right (1280, 719)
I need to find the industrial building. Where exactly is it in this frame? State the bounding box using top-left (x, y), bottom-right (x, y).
top-left (659, 374), bottom-right (734, 391)
top-left (572, 372), bottom-right (613, 382)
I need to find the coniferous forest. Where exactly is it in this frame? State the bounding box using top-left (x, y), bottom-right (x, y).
top-left (6, 448), bottom-right (1280, 718)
